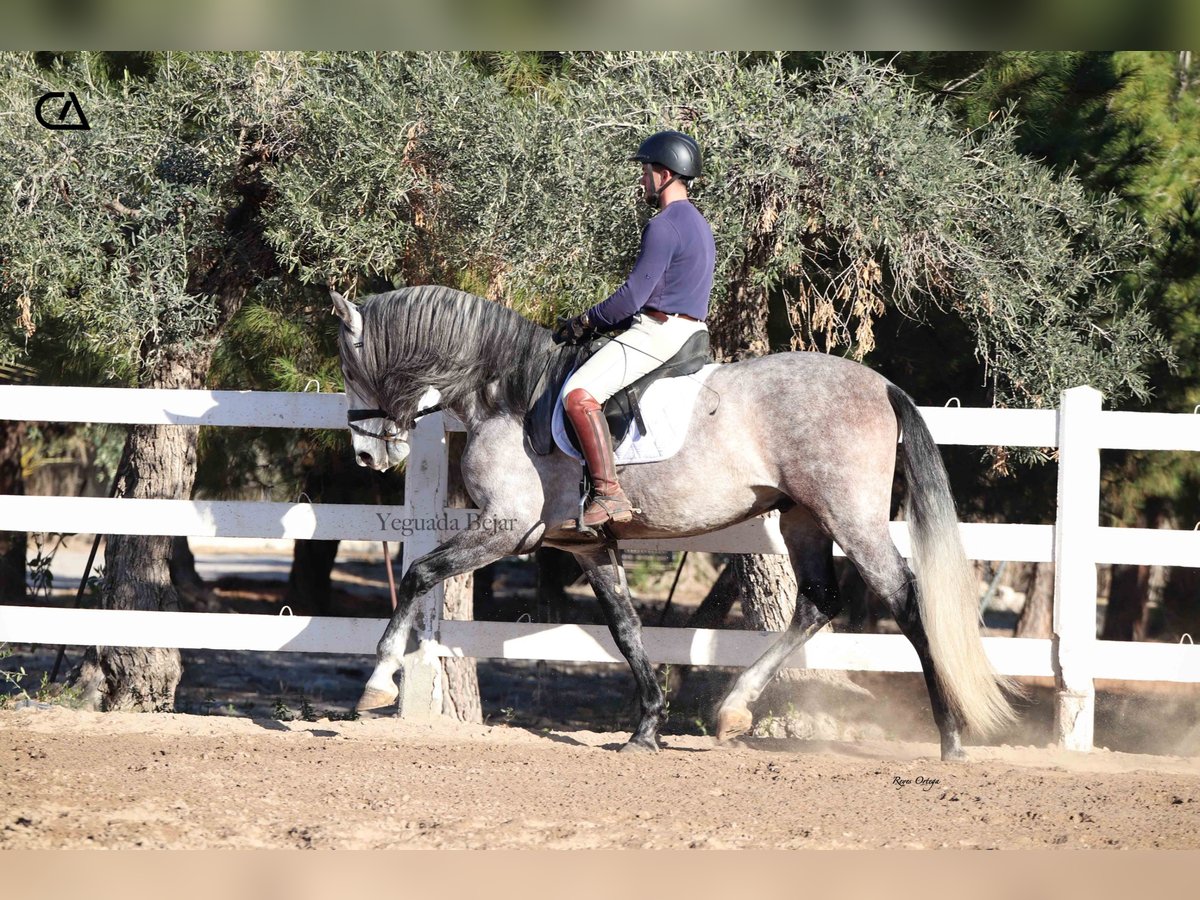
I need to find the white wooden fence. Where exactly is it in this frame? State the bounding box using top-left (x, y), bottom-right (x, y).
top-left (2, 383), bottom-right (1199, 751)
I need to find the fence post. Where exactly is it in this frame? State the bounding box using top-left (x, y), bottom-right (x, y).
top-left (396, 388), bottom-right (447, 719)
top-left (1052, 385), bottom-right (1102, 751)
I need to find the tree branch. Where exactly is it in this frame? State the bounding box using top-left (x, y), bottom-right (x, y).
top-left (103, 197), bottom-right (143, 218)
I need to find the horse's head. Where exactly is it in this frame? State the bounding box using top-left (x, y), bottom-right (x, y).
top-left (332, 290), bottom-right (411, 471)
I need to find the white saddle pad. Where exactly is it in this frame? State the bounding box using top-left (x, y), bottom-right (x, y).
top-left (552, 364), bottom-right (720, 465)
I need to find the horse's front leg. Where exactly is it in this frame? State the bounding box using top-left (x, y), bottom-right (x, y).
top-left (574, 546), bottom-right (664, 752)
top-left (358, 523), bottom-right (537, 713)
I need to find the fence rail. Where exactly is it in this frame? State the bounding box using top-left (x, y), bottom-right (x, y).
top-left (2, 383), bottom-right (1200, 751)
top-left (2, 606), bottom-right (1198, 685)
top-left (5, 494), bottom-right (1200, 567)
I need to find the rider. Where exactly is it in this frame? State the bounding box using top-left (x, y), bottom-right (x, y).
top-left (554, 130), bottom-right (715, 528)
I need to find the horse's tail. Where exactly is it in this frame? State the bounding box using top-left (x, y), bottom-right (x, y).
top-left (887, 383), bottom-right (1018, 735)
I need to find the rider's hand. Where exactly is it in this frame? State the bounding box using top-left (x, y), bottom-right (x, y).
top-left (552, 312), bottom-right (591, 345)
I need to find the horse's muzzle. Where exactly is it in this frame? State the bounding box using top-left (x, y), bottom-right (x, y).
top-left (354, 441), bottom-right (409, 471)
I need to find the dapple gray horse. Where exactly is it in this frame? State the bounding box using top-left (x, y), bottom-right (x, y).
top-left (332, 286), bottom-right (1015, 759)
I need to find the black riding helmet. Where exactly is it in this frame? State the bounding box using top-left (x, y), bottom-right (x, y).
top-left (630, 130), bottom-right (702, 179)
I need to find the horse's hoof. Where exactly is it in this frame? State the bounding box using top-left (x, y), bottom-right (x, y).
top-left (355, 687), bottom-right (398, 714)
top-left (941, 747), bottom-right (969, 763)
top-left (619, 739), bottom-right (658, 753)
top-left (716, 706), bottom-right (753, 742)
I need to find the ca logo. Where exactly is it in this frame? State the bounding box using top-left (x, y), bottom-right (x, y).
top-left (35, 91), bottom-right (91, 130)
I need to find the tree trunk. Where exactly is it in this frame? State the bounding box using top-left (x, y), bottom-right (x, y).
top-left (734, 552), bottom-right (796, 632)
top-left (1162, 566), bottom-right (1200, 641)
top-left (285, 539), bottom-right (341, 616)
top-left (0, 419), bottom-right (26, 605)
top-left (1102, 564), bottom-right (1154, 641)
top-left (440, 431), bottom-right (481, 722)
top-left (169, 535), bottom-right (220, 612)
top-left (1015, 561), bottom-right (1054, 639)
top-left (69, 145), bottom-right (271, 710)
top-left (1101, 502), bottom-right (1166, 641)
top-left (168, 536), bottom-right (201, 591)
top-left (733, 552), bottom-right (823, 687)
top-left (441, 570), bottom-right (482, 722)
top-left (676, 555), bottom-right (864, 709)
top-left (701, 270), bottom-right (866, 725)
top-left (70, 347), bottom-right (216, 711)
top-left (731, 555), bottom-right (873, 734)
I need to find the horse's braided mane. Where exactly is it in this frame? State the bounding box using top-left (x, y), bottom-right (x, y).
top-left (340, 285), bottom-right (578, 423)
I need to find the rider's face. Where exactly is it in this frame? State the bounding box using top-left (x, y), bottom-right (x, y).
top-left (641, 163), bottom-right (661, 201)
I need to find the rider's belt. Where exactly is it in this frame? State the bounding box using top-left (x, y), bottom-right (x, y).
top-left (643, 308), bottom-right (700, 323)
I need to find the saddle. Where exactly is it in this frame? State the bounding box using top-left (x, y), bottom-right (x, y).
top-left (525, 329), bottom-right (713, 457)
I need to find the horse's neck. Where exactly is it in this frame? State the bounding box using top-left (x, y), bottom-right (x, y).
top-left (444, 388), bottom-right (492, 433)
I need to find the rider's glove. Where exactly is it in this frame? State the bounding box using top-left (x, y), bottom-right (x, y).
top-left (552, 312), bottom-right (592, 345)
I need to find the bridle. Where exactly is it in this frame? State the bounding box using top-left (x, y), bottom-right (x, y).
top-left (344, 334), bottom-right (445, 443)
top-left (346, 403), bottom-right (445, 443)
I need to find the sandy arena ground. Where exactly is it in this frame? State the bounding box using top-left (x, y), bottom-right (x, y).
top-left (2, 704), bottom-right (1199, 849)
top-left (4, 543), bottom-right (1198, 849)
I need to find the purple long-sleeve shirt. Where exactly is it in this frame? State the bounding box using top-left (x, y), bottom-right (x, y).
top-left (586, 200), bottom-right (715, 329)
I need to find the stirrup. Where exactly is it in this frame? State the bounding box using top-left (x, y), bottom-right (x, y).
top-left (573, 487), bottom-right (598, 536)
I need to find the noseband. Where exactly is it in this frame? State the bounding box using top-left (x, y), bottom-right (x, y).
top-left (346, 403), bottom-right (445, 443)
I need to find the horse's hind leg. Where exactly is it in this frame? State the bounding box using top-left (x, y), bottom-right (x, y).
top-left (883, 571), bottom-right (968, 761)
top-left (573, 546), bottom-right (664, 752)
top-left (715, 509), bottom-right (843, 741)
top-left (823, 524), bottom-right (968, 761)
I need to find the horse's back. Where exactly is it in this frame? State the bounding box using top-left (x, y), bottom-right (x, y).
top-left (578, 351), bottom-right (900, 539)
top-left (699, 352), bottom-right (901, 506)
top-left (708, 351), bottom-right (897, 437)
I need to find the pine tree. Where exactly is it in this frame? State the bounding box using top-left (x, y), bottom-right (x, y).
top-left (889, 52), bottom-right (1200, 640)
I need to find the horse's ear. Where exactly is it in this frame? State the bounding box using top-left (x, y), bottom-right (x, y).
top-left (330, 290), bottom-right (362, 335)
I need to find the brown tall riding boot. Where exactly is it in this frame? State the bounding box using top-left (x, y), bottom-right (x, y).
top-left (565, 389), bottom-right (635, 527)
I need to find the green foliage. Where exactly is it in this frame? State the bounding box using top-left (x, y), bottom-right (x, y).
top-left (368, 51), bottom-right (1163, 407)
top-left (1091, 54), bottom-right (1200, 527)
top-left (272, 697), bottom-right (294, 721)
top-left (889, 52), bottom-right (1200, 525)
top-left (197, 277), bottom-right (404, 510)
top-left (262, 52), bottom-right (489, 291)
top-left (894, 52), bottom-right (1148, 198)
top-left (0, 51), bottom-right (1180, 524)
top-left (7, 50), bottom-right (1155, 411)
top-left (463, 52), bottom-right (571, 99)
top-left (300, 697), bottom-right (318, 722)
top-left (0, 644), bottom-right (29, 706)
top-left (0, 644), bottom-right (86, 709)
top-left (0, 51), bottom-right (295, 382)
